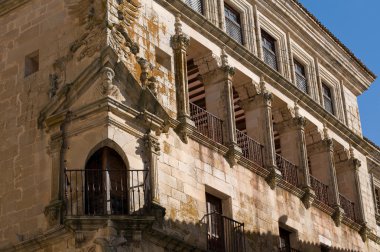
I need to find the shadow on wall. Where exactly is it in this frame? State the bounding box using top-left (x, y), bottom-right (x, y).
top-left (154, 214), bottom-right (361, 252)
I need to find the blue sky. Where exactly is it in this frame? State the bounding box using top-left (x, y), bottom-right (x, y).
top-left (299, 0), bottom-right (380, 146)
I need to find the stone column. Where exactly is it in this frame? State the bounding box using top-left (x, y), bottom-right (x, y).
top-left (144, 134), bottom-right (160, 205)
top-left (239, 77), bottom-right (281, 189)
top-left (170, 15), bottom-right (195, 143)
top-left (196, 50), bottom-right (241, 166)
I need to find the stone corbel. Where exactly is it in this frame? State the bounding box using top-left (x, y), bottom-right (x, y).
top-left (359, 222), bottom-right (370, 242)
top-left (301, 186), bottom-right (316, 209)
top-left (44, 200), bottom-right (63, 227)
top-left (332, 206), bottom-right (345, 227)
top-left (265, 166), bottom-right (283, 190)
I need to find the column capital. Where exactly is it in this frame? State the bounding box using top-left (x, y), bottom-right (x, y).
top-left (170, 15), bottom-right (190, 51)
top-left (144, 134), bottom-right (160, 155)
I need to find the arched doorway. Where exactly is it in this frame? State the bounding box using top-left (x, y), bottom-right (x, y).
top-left (85, 147), bottom-right (128, 215)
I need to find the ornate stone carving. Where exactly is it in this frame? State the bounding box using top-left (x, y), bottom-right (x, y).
top-left (301, 186), bottom-right (316, 209)
top-left (101, 67), bottom-right (118, 96)
top-left (332, 206), bottom-right (344, 227)
top-left (170, 15), bottom-right (190, 51)
top-left (137, 58), bottom-right (157, 96)
top-left (266, 166), bottom-right (282, 190)
top-left (359, 222), bottom-right (369, 242)
top-left (44, 200), bottom-right (63, 227)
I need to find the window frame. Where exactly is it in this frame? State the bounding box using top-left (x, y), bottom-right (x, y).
top-left (224, 3), bottom-right (243, 45)
top-left (322, 83), bottom-right (335, 115)
top-left (293, 58), bottom-right (309, 94)
top-left (185, 0), bottom-right (204, 14)
top-left (261, 29), bottom-right (278, 71)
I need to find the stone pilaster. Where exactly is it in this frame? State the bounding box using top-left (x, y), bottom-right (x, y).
top-left (170, 15), bottom-right (195, 143)
top-left (144, 133), bottom-right (160, 205)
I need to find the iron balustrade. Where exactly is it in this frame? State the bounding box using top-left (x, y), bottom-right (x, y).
top-left (64, 169), bottom-right (149, 216)
top-left (276, 154), bottom-right (298, 187)
top-left (236, 129), bottom-right (264, 167)
top-left (310, 175), bottom-right (329, 206)
top-left (202, 212), bottom-right (245, 252)
top-left (190, 102), bottom-right (224, 145)
top-left (339, 193), bottom-right (356, 221)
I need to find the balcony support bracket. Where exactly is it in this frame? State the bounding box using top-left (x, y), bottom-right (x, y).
top-left (265, 165), bottom-right (282, 190)
top-left (332, 206), bottom-right (345, 227)
top-left (301, 186), bottom-right (316, 209)
top-left (44, 199), bottom-right (64, 227)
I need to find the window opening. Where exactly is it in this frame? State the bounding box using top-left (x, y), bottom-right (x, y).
top-left (225, 4), bottom-right (243, 44)
top-left (185, 0), bottom-right (204, 14)
top-left (294, 59), bottom-right (308, 93)
top-left (322, 83), bottom-right (334, 115)
top-left (262, 30), bottom-right (278, 71)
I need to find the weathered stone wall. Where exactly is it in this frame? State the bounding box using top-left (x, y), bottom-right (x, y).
top-left (0, 0), bottom-right (105, 247)
top-left (343, 86), bottom-right (363, 136)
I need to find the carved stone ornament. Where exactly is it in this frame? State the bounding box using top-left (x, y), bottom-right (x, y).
top-left (332, 206), bottom-right (344, 227)
top-left (170, 15), bottom-right (190, 51)
top-left (265, 166), bottom-right (282, 190)
top-left (359, 222), bottom-right (369, 242)
top-left (44, 200), bottom-right (63, 227)
top-left (293, 116), bottom-right (307, 128)
top-left (144, 134), bottom-right (160, 155)
top-left (48, 74), bottom-right (59, 98)
top-left (301, 186), bottom-right (316, 209)
top-left (94, 220), bottom-right (128, 252)
top-left (101, 67), bottom-right (117, 96)
top-left (225, 143), bottom-right (242, 167)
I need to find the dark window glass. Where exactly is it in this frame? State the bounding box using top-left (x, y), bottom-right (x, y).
top-left (322, 83), bottom-right (334, 114)
top-left (262, 30), bottom-right (278, 71)
top-left (185, 0), bottom-right (203, 14)
top-left (375, 187), bottom-right (380, 213)
top-left (225, 4), bottom-right (243, 44)
top-left (294, 59), bottom-right (308, 93)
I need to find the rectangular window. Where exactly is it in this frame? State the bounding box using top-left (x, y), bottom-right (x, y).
top-left (206, 193), bottom-right (224, 251)
top-left (185, 0), bottom-right (203, 14)
top-left (25, 50), bottom-right (39, 77)
top-left (225, 4), bottom-right (243, 44)
top-left (322, 83), bottom-right (334, 115)
top-left (261, 30), bottom-right (278, 71)
top-left (279, 228), bottom-right (291, 251)
top-left (294, 59), bottom-right (308, 93)
top-left (375, 187), bottom-right (380, 214)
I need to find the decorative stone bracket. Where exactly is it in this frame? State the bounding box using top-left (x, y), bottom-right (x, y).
top-left (44, 200), bottom-right (64, 227)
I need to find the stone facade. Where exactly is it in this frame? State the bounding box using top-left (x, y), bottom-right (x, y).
top-left (0, 0), bottom-right (379, 251)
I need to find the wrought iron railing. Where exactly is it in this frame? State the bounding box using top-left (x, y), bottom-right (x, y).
top-left (263, 47), bottom-right (278, 71)
top-left (190, 102), bottom-right (224, 145)
top-left (339, 193), bottom-right (356, 221)
top-left (276, 154), bottom-right (298, 187)
top-left (236, 129), bottom-right (264, 167)
top-left (202, 212), bottom-right (245, 252)
top-left (310, 175), bottom-right (329, 206)
top-left (64, 169), bottom-right (149, 216)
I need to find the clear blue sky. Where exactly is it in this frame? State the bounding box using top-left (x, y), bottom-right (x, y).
top-left (299, 0), bottom-right (380, 146)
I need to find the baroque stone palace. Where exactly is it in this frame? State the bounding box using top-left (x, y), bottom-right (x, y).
top-left (0, 0), bottom-right (379, 251)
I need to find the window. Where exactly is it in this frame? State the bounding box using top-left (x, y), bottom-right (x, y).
top-left (261, 30), bottom-right (278, 71)
top-left (155, 46), bottom-right (171, 71)
top-left (322, 83), bottom-right (334, 115)
top-left (279, 228), bottom-right (291, 251)
top-left (25, 50), bottom-right (39, 77)
top-left (185, 0), bottom-right (203, 14)
top-left (206, 193), bottom-right (224, 251)
top-left (225, 4), bottom-right (243, 44)
top-left (375, 187), bottom-right (380, 214)
top-left (294, 59), bottom-right (308, 93)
